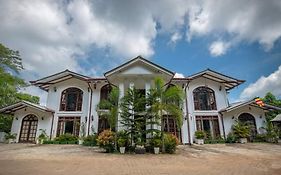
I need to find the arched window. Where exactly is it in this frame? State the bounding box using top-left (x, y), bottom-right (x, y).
top-left (60, 88), bottom-right (83, 111)
top-left (19, 114), bottom-right (38, 143)
top-left (193, 87), bottom-right (217, 110)
top-left (100, 84), bottom-right (112, 101)
top-left (238, 113), bottom-right (257, 141)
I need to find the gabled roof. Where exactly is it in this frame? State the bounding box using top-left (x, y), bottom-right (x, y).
top-left (188, 69), bottom-right (245, 91)
top-left (30, 69), bottom-right (90, 91)
top-left (220, 99), bottom-right (281, 113)
top-left (104, 56), bottom-right (175, 77)
top-left (0, 101), bottom-right (54, 114)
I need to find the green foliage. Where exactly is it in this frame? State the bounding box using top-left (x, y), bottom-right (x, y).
top-left (120, 88), bottom-right (147, 146)
top-left (163, 133), bottom-right (179, 154)
top-left (253, 134), bottom-right (267, 142)
top-left (55, 134), bottom-right (78, 143)
top-left (82, 134), bottom-right (98, 146)
top-left (232, 120), bottom-right (251, 138)
top-left (262, 92), bottom-right (281, 121)
top-left (205, 136), bottom-right (225, 144)
top-left (261, 120), bottom-right (279, 143)
top-left (225, 132), bottom-right (237, 143)
top-left (97, 87), bottom-right (119, 130)
top-left (38, 129), bottom-right (48, 141)
top-left (0, 43), bottom-right (40, 133)
top-left (146, 77), bottom-right (184, 151)
top-left (116, 130), bottom-right (129, 147)
top-left (97, 129), bottom-right (115, 153)
top-left (195, 130), bottom-right (206, 139)
top-left (4, 132), bottom-right (17, 140)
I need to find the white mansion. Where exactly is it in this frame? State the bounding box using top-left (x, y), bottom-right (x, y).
top-left (1, 56), bottom-right (279, 144)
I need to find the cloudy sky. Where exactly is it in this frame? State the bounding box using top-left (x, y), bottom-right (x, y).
top-left (0, 0), bottom-right (281, 104)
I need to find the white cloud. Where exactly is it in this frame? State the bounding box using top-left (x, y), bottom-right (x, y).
top-left (187, 0), bottom-right (281, 53)
top-left (209, 41), bottom-right (230, 57)
top-left (174, 72), bottom-right (185, 78)
top-left (169, 32), bottom-right (183, 45)
top-left (240, 66), bottom-right (281, 100)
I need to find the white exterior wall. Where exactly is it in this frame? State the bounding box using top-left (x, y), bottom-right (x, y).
top-left (11, 107), bottom-right (53, 142)
top-left (186, 77), bottom-right (228, 143)
top-left (222, 105), bottom-right (266, 136)
top-left (47, 78), bottom-right (90, 137)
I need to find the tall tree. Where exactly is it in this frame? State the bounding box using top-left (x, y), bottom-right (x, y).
top-left (262, 92), bottom-right (281, 121)
top-left (0, 43), bottom-right (40, 132)
top-left (147, 77), bottom-right (184, 151)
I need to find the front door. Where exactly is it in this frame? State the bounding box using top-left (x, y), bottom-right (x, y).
top-left (19, 114), bottom-right (38, 143)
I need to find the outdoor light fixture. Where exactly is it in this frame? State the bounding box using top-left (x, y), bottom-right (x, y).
top-left (219, 86), bottom-right (222, 91)
top-left (94, 83), bottom-right (97, 89)
top-left (41, 117), bottom-right (44, 120)
top-left (232, 116), bottom-right (235, 119)
top-left (85, 116), bottom-right (87, 122)
top-left (15, 117), bottom-right (18, 120)
top-left (260, 115), bottom-right (262, 118)
top-left (53, 87), bottom-right (57, 92)
top-left (91, 115), bottom-right (94, 121)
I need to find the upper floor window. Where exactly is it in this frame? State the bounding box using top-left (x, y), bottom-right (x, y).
top-left (60, 88), bottom-right (83, 111)
top-left (193, 86), bottom-right (217, 110)
top-left (100, 84), bottom-right (112, 101)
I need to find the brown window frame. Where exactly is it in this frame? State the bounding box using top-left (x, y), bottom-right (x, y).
top-left (60, 88), bottom-right (83, 111)
top-left (56, 116), bottom-right (80, 137)
top-left (196, 115), bottom-right (220, 138)
top-left (163, 115), bottom-right (181, 139)
top-left (193, 86), bottom-right (217, 110)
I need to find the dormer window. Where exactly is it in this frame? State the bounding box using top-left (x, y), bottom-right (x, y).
top-left (60, 88), bottom-right (83, 111)
top-left (193, 86), bottom-right (217, 110)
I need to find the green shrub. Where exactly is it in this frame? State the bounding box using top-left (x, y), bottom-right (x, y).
top-left (97, 129), bottom-right (115, 153)
top-left (164, 133), bottom-right (179, 154)
top-left (253, 134), bottom-right (266, 142)
top-left (226, 132), bottom-right (237, 143)
top-left (150, 138), bottom-right (162, 147)
top-left (55, 133), bottom-right (78, 143)
top-left (82, 134), bottom-right (98, 146)
top-left (5, 132), bottom-right (16, 140)
top-left (232, 120), bottom-right (251, 138)
top-left (195, 130), bottom-right (206, 139)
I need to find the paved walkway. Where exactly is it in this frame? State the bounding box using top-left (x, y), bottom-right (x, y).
top-left (0, 143), bottom-right (280, 175)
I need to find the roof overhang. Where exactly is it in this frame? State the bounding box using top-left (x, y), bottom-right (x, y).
top-left (188, 69), bottom-right (245, 91)
top-left (30, 70), bottom-right (90, 91)
top-left (220, 99), bottom-right (281, 113)
top-left (0, 101), bottom-right (55, 115)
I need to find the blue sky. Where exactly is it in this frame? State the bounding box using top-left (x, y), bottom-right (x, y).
top-left (0, 0), bottom-right (280, 104)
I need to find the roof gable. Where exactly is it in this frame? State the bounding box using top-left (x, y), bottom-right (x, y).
top-left (104, 56), bottom-right (174, 77)
top-left (0, 101), bottom-right (54, 114)
top-left (30, 70), bottom-right (90, 91)
top-left (188, 69), bottom-right (245, 90)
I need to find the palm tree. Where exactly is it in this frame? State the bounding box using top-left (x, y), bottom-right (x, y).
top-left (97, 86), bottom-right (119, 149)
top-left (147, 77), bottom-right (184, 151)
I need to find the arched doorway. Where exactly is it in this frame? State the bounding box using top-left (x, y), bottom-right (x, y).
top-left (238, 113), bottom-right (257, 141)
top-left (19, 114), bottom-right (38, 143)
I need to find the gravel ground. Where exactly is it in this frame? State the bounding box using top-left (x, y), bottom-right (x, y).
top-left (0, 143), bottom-right (280, 175)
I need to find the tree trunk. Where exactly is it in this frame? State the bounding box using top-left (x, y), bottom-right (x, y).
top-left (161, 110), bottom-right (165, 153)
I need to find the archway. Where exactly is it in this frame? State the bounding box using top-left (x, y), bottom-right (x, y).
top-left (19, 114), bottom-right (38, 143)
top-left (238, 113), bottom-right (257, 141)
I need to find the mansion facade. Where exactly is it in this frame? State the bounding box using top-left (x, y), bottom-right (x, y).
top-left (1, 56), bottom-right (279, 144)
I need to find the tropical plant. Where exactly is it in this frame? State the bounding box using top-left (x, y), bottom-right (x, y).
top-left (120, 88), bottom-right (147, 146)
top-left (54, 134), bottom-right (78, 143)
top-left (97, 129), bottom-right (115, 153)
top-left (38, 129), bottom-right (48, 143)
top-left (232, 120), bottom-right (251, 138)
top-left (97, 86), bottom-right (119, 150)
top-left (4, 132), bottom-right (16, 140)
top-left (195, 130), bottom-right (206, 139)
top-left (163, 133), bottom-right (179, 154)
top-left (82, 134), bottom-right (98, 146)
top-left (116, 130), bottom-right (128, 147)
top-left (261, 119), bottom-right (279, 143)
top-left (225, 132), bottom-right (237, 143)
top-left (146, 77), bottom-right (184, 151)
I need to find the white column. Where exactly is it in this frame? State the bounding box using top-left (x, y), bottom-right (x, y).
top-left (118, 83), bottom-right (124, 131)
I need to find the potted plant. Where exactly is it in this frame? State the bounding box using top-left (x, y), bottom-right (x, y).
top-left (195, 130), bottom-right (205, 145)
top-left (135, 137), bottom-right (146, 154)
top-left (118, 138), bottom-right (126, 154)
top-left (232, 120), bottom-right (250, 144)
top-left (79, 122), bottom-right (86, 145)
top-left (151, 138), bottom-right (161, 154)
top-left (5, 132), bottom-right (17, 144)
top-left (97, 129), bottom-right (115, 153)
top-left (37, 129), bottom-right (47, 144)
